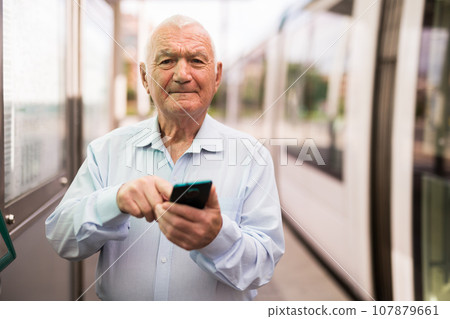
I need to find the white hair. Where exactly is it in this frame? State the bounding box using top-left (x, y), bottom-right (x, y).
top-left (144, 15), bottom-right (218, 74)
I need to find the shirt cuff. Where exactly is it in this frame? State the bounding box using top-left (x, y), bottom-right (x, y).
top-left (196, 214), bottom-right (242, 261)
top-left (96, 184), bottom-right (130, 227)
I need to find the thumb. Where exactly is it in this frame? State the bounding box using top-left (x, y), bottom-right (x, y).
top-left (205, 184), bottom-right (220, 209)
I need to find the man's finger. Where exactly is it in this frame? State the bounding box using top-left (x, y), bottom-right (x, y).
top-left (154, 203), bottom-right (165, 220)
top-left (133, 191), bottom-right (152, 215)
top-left (154, 176), bottom-right (173, 201)
top-left (144, 184), bottom-right (164, 213)
top-left (159, 202), bottom-right (201, 222)
top-left (205, 184), bottom-right (220, 209)
top-left (129, 199), bottom-right (145, 218)
top-left (158, 217), bottom-right (194, 250)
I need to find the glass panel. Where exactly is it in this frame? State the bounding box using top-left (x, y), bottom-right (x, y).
top-left (414, 0), bottom-right (450, 301)
top-left (281, 0), bottom-right (353, 180)
top-left (420, 175), bottom-right (450, 300)
top-left (238, 51), bottom-right (266, 118)
top-left (81, 0), bottom-right (114, 155)
top-left (2, 0), bottom-right (66, 202)
top-left (209, 83), bottom-right (227, 120)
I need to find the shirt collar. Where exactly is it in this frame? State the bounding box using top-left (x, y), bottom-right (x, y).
top-left (134, 116), bottom-right (164, 150)
top-left (135, 114), bottom-right (224, 153)
top-left (189, 114), bottom-right (224, 153)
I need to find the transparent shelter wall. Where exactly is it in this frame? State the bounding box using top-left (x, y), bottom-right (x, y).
top-left (2, 0), bottom-right (66, 202)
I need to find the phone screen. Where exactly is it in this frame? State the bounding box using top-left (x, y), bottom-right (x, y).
top-left (169, 180), bottom-right (212, 209)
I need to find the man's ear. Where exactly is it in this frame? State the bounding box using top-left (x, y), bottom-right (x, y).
top-left (214, 62), bottom-right (223, 93)
top-left (139, 62), bottom-right (150, 94)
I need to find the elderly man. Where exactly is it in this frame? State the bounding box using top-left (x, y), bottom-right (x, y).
top-left (46, 15), bottom-right (284, 301)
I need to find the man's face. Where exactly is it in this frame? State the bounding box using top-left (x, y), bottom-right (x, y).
top-left (145, 24), bottom-right (222, 118)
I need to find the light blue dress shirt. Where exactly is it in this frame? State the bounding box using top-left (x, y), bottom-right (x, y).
top-left (45, 114), bottom-right (285, 300)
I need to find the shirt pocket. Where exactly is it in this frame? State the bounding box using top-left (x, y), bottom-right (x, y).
top-left (218, 197), bottom-right (244, 223)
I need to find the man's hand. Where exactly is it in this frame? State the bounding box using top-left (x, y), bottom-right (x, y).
top-left (116, 175), bottom-right (173, 222)
top-left (155, 185), bottom-right (222, 250)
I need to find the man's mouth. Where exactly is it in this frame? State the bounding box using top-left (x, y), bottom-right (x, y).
top-left (169, 91), bottom-right (195, 94)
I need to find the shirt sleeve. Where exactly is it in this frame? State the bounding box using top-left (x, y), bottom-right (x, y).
top-left (190, 147), bottom-right (285, 291)
top-left (45, 143), bottom-right (130, 262)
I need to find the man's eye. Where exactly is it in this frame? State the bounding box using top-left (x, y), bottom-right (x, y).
top-left (160, 59), bottom-right (172, 64)
top-left (192, 59), bottom-right (204, 64)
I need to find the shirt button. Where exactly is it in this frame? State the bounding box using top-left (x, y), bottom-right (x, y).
top-left (161, 257), bottom-right (167, 263)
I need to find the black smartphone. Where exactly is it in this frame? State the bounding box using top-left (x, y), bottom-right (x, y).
top-left (169, 180), bottom-right (212, 209)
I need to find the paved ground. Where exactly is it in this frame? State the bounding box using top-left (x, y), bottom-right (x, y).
top-left (255, 222), bottom-right (351, 301)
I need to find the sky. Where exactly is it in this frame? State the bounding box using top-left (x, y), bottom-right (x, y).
top-left (120, 0), bottom-right (298, 67)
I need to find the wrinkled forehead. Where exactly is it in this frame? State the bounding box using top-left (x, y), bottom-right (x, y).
top-left (149, 24), bottom-right (214, 61)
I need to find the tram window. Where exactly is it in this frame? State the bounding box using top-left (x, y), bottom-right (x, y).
top-left (414, 0), bottom-right (450, 301)
top-left (209, 82), bottom-right (227, 119)
top-left (81, 0), bottom-right (114, 155)
top-left (2, 0), bottom-right (66, 203)
top-left (238, 52), bottom-right (266, 118)
top-left (281, 0), bottom-right (353, 180)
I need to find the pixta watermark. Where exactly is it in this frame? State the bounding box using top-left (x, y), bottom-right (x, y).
top-left (125, 129), bottom-right (325, 173)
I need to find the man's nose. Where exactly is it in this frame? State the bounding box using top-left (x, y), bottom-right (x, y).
top-left (173, 59), bottom-right (192, 84)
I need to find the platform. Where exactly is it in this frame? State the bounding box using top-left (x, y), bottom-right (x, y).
top-left (255, 222), bottom-right (351, 301)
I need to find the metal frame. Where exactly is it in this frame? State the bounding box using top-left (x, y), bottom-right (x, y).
top-left (66, 0), bottom-right (84, 301)
top-left (5, 177), bottom-right (67, 237)
top-left (370, 0), bottom-right (404, 301)
top-left (388, 0), bottom-right (426, 301)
